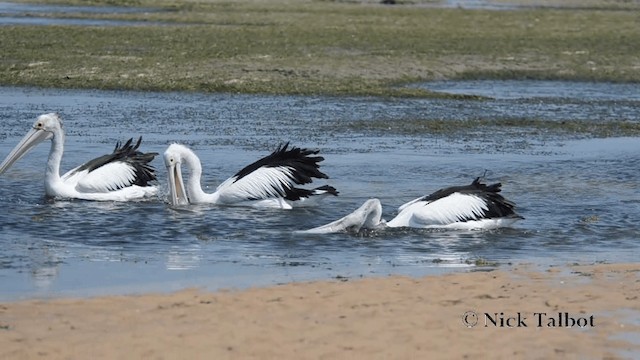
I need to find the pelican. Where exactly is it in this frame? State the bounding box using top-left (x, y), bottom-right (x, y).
top-left (0, 113), bottom-right (158, 201)
top-left (297, 177), bottom-right (522, 233)
top-left (164, 143), bottom-right (339, 208)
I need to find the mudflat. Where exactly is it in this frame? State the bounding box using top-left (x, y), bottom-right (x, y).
top-left (2, 0), bottom-right (640, 95)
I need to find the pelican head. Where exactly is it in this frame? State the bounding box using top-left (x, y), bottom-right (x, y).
top-left (163, 143), bottom-right (192, 206)
top-left (0, 113), bottom-right (62, 175)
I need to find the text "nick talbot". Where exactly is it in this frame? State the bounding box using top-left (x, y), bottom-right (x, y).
top-left (484, 312), bottom-right (594, 328)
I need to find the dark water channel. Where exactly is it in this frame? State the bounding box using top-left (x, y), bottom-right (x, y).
top-left (0, 81), bottom-right (638, 300)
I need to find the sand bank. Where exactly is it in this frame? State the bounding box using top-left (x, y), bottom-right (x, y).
top-left (1, 263), bottom-right (639, 359)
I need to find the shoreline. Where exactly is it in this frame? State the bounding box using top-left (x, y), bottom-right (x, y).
top-left (2, 262), bottom-right (639, 359)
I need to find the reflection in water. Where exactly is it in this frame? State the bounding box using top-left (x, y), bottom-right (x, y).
top-left (31, 265), bottom-right (59, 290)
top-left (166, 244), bottom-right (202, 270)
top-left (28, 241), bottom-right (61, 292)
top-left (379, 229), bottom-right (492, 268)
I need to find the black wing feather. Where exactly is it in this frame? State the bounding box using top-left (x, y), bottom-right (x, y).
top-left (233, 142), bottom-right (328, 184)
top-left (283, 185), bottom-right (339, 201)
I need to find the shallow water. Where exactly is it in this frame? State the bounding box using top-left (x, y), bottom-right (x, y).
top-left (436, 0), bottom-right (520, 10)
top-left (0, 2), bottom-right (154, 14)
top-left (0, 82), bottom-right (639, 300)
top-left (412, 80), bottom-right (640, 123)
top-left (0, 1), bottom-right (164, 26)
top-left (0, 0), bottom-right (609, 27)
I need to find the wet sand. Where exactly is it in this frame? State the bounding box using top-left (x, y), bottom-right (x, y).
top-left (1, 263), bottom-right (639, 359)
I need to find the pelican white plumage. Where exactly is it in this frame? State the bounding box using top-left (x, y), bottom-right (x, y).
top-left (163, 143), bottom-right (338, 208)
top-left (297, 178), bottom-right (522, 234)
top-left (0, 113), bottom-right (158, 201)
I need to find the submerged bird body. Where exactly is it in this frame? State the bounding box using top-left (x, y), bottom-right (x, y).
top-left (164, 143), bottom-right (338, 209)
top-left (297, 178), bottom-right (522, 234)
top-left (0, 113), bottom-right (158, 201)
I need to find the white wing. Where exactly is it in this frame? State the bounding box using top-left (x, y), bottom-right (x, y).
top-left (388, 193), bottom-right (489, 228)
top-left (63, 161), bottom-right (139, 193)
top-left (214, 166), bottom-right (297, 204)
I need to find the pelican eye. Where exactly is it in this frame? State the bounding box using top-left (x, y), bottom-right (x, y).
top-left (35, 122), bottom-right (43, 129)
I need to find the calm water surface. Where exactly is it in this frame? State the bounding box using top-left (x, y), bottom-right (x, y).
top-left (0, 83), bottom-right (638, 300)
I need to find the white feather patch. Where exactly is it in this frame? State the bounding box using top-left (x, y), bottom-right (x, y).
top-left (388, 193), bottom-right (489, 228)
top-left (215, 166), bottom-right (296, 203)
top-left (71, 161), bottom-right (138, 193)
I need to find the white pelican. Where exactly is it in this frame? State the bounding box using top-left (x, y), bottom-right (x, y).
top-left (297, 177), bottom-right (522, 233)
top-left (0, 113), bottom-right (158, 201)
top-left (164, 143), bottom-right (339, 208)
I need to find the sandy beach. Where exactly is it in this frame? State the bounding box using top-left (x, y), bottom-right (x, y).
top-left (1, 263), bottom-right (638, 359)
